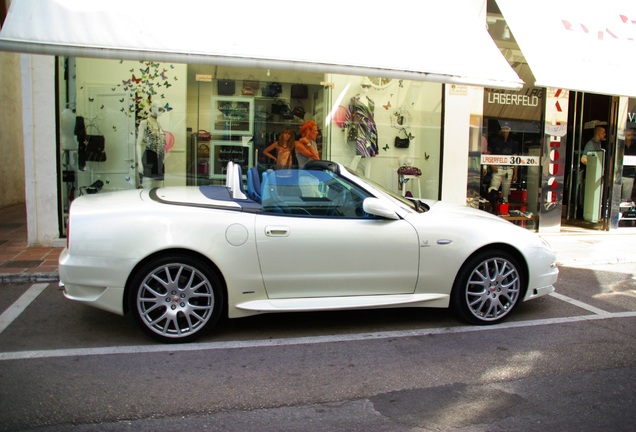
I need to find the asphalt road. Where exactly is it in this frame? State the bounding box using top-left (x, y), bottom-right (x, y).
top-left (0, 265), bottom-right (634, 431)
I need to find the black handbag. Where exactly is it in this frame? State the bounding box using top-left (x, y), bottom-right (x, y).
top-left (292, 104), bottom-right (306, 119)
top-left (291, 84), bottom-right (308, 99)
top-left (271, 100), bottom-right (288, 115)
top-left (85, 135), bottom-right (107, 162)
top-left (217, 79), bottom-right (236, 95)
top-left (262, 82), bottom-right (282, 97)
top-left (394, 128), bottom-right (410, 149)
top-left (280, 105), bottom-right (294, 120)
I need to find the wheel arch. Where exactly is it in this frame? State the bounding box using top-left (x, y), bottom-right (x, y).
top-left (453, 242), bottom-right (529, 297)
top-left (123, 248), bottom-right (227, 316)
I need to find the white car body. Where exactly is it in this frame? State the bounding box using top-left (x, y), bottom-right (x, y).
top-left (60, 161), bottom-right (558, 342)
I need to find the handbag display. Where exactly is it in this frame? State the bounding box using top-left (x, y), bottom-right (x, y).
top-left (394, 137), bottom-right (410, 148)
top-left (271, 100), bottom-right (288, 115)
top-left (394, 128), bottom-right (410, 148)
top-left (242, 78), bottom-right (260, 95)
top-left (197, 160), bottom-right (210, 175)
top-left (197, 130), bottom-right (211, 141)
top-left (85, 135), bottom-right (107, 162)
top-left (291, 84), bottom-right (308, 99)
top-left (241, 86), bottom-right (255, 96)
top-left (271, 100), bottom-right (294, 119)
top-left (217, 79), bottom-right (236, 96)
top-left (292, 104), bottom-right (306, 120)
top-left (397, 165), bottom-right (422, 176)
top-left (198, 143), bottom-right (210, 158)
top-left (262, 82), bottom-right (282, 97)
top-left (280, 106), bottom-right (294, 120)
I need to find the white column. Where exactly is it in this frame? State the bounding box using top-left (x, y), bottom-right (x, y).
top-left (21, 54), bottom-right (60, 246)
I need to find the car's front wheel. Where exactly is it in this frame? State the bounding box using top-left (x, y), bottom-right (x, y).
top-left (128, 254), bottom-right (223, 343)
top-left (451, 249), bottom-right (523, 324)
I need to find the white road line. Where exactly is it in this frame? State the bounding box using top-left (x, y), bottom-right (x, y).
top-left (0, 284), bottom-right (634, 362)
top-left (0, 283), bottom-right (48, 335)
top-left (1, 311), bottom-right (635, 362)
top-left (549, 292), bottom-right (611, 315)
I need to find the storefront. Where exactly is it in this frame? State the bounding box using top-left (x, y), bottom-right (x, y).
top-left (54, 59), bottom-right (449, 236)
top-left (1, 0), bottom-right (526, 245)
top-left (493, 0), bottom-right (636, 231)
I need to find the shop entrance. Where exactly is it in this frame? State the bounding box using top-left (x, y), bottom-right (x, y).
top-left (563, 93), bottom-right (619, 230)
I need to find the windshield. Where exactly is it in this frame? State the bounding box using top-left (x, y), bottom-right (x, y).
top-left (344, 167), bottom-right (426, 213)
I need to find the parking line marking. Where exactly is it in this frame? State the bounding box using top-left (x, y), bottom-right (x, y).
top-left (0, 311), bottom-right (634, 362)
top-left (0, 283), bottom-right (48, 335)
top-left (549, 292), bottom-right (611, 315)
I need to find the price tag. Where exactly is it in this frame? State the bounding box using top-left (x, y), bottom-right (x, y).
top-left (481, 155), bottom-right (540, 166)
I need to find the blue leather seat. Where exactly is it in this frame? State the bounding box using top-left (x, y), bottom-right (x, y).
top-left (247, 167), bottom-right (261, 202)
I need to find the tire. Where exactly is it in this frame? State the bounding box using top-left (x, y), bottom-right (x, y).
top-left (128, 254), bottom-right (224, 343)
top-left (451, 249), bottom-right (523, 325)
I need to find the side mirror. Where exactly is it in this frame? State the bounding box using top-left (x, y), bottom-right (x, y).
top-left (362, 198), bottom-right (400, 220)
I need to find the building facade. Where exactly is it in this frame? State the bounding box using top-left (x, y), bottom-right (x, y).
top-left (1, 0), bottom-right (635, 247)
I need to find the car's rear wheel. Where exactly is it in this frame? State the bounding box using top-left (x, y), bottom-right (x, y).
top-left (129, 254), bottom-right (223, 343)
top-left (451, 249), bottom-right (523, 324)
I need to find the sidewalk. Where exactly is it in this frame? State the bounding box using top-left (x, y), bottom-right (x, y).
top-left (0, 204), bottom-right (61, 283)
top-left (1, 203), bottom-right (636, 284)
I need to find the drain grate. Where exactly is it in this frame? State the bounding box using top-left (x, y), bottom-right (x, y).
top-left (0, 260), bottom-right (43, 268)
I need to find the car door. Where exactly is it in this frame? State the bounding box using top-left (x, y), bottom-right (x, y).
top-left (254, 169), bottom-right (419, 299)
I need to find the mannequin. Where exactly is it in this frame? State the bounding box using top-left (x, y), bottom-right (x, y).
top-left (344, 78), bottom-right (378, 158)
top-left (136, 103), bottom-right (166, 188)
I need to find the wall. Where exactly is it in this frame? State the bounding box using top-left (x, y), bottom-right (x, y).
top-left (0, 51), bottom-right (25, 207)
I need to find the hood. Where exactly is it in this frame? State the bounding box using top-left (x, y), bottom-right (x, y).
top-left (422, 199), bottom-right (506, 223)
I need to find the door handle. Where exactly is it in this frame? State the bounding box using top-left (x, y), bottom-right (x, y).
top-left (265, 226), bottom-right (289, 237)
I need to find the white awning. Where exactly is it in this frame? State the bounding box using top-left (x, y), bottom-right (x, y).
top-left (495, 0), bottom-right (636, 97)
top-left (0, 0), bottom-right (523, 90)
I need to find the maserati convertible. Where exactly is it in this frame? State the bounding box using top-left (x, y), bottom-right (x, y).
top-left (59, 160), bottom-right (558, 342)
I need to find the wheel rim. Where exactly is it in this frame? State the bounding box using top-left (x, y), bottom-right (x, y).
top-left (136, 263), bottom-right (215, 339)
top-left (464, 257), bottom-right (521, 322)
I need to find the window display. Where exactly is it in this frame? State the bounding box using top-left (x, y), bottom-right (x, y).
top-left (57, 58), bottom-right (443, 236)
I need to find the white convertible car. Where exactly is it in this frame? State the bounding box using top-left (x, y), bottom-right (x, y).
top-left (59, 160), bottom-right (558, 342)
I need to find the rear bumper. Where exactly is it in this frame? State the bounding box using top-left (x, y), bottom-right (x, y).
top-left (59, 248), bottom-right (130, 315)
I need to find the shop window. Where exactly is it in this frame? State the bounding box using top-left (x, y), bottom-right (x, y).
top-left (57, 58), bottom-right (443, 235)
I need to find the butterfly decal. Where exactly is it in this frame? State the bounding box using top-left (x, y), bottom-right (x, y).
top-left (164, 81), bottom-right (172, 88)
top-left (383, 101), bottom-right (391, 110)
top-left (425, 153), bottom-right (430, 161)
top-left (163, 103), bottom-right (173, 112)
top-left (383, 144), bottom-right (390, 151)
top-left (88, 97), bottom-right (94, 102)
top-left (131, 75), bottom-right (141, 84)
top-left (139, 67), bottom-right (150, 75)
